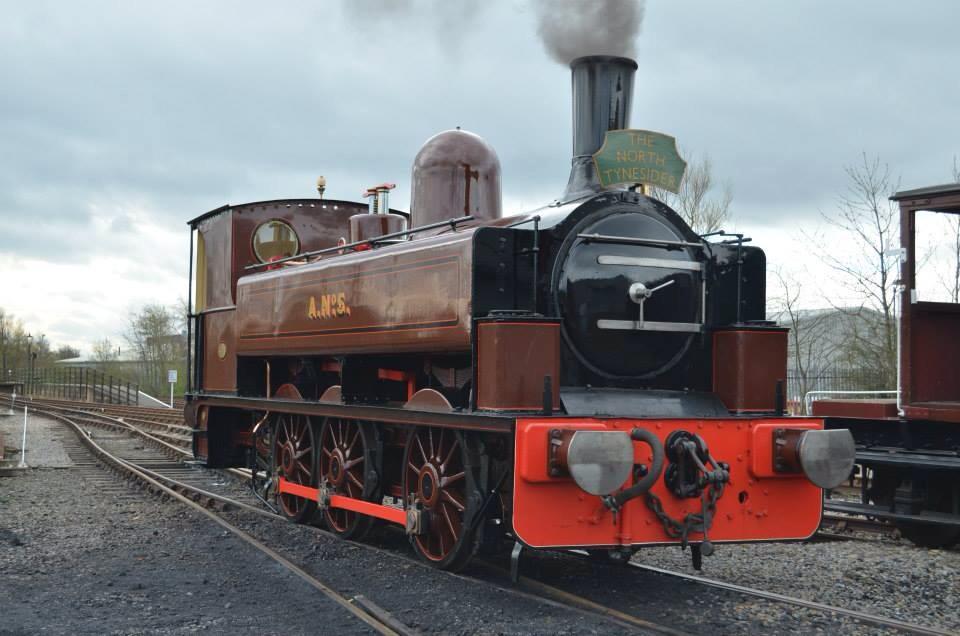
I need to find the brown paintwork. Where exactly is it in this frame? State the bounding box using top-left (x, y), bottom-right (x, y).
top-left (235, 229), bottom-right (475, 357)
top-left (772, 428), bottom-right (804, 474)
top-left (230, 200), bottom-right (370, 302)
top-left (194, 199), bottom-right (375, 395)
top-left (197, 210), bottom-right (234, 310)
top-left (410, 129), bottom-right (502, 229)
top-left (712, 327), bottom-right (787, 412)
top-left (475, 320), bottom-right (561, 411)
top-left (812, 399), bottom-right (899, 419)
top-left (349, 213), bottom-right (406, 242)
top-left (907, 305), bottom-right (960, 403)
top-left (896, 186), bottom-right (960, 423)
top-left (202, 310), bottom-right (237, 392)
top-left (902, 403), bottom-right (960, 424)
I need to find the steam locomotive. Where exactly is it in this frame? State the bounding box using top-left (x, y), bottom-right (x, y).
top-left (185, 56), bottom-right (855, 571)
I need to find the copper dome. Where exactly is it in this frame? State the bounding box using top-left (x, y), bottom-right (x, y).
top-left (410, 128), bottom-right (502, 228)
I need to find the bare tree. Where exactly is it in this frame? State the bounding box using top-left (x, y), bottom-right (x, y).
top-left (125, 304), bottom-right (186, 396)
top-left (816, 153), bottom-right (900, 388)
top-left (0, 308), bottom-right (10, 378)
top-left (0, 309), bottom-right (29, 378)
top-left (651, 153), bottom-right (733, 234)
top-left (92, 337), bottom-right (119, 373)
top-left (770, 270), bottom-right (843, 413)
top-left (945, 156), bottom-right (960, 303)
top-left (54, 345), bottom-right (80, 360)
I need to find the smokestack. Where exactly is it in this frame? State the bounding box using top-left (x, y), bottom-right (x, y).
top-left (562, 55), bottom-right (637, 202)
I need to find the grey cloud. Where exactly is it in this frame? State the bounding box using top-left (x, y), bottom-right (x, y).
top-left (1, 0), bottom-right (958, 254)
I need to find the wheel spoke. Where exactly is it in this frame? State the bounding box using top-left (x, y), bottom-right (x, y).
top-left (442, 489), bottom-right (465, 512)
top-left (416, 435), bottom-right (428, 464)
top-left (330, 420), bottom-right (340, 447)
top-left (297, 460), bottom-right (310, 478)
top-left (344, 457), bottom-right (364, 470)
top-left (441, 438), bottom-right (459, 471)
top-left (441, 472), bottom-right (464, 488)
top-left (348, 426), bottom-right (361, 454)
top-left (428, 428), bottom-right (435, 460)
top-left (296, 421), bottom-right (307, 448)
top-left (442, 503), bottom-right (459, 542)
top-left (295, 447), bottom-right (311, 459)
top-left (321, 447), bottom-right (332, 457)
top-left (407, 461), bottom-right (419, 475)
top-left (347, 471), bottom-right (364, 490)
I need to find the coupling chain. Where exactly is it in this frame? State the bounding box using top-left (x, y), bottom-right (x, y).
top-left (644, 479), bottom-right (726, 551)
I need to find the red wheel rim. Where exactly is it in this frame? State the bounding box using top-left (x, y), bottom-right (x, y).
top-left (404, 427), bottom-right (466, 562)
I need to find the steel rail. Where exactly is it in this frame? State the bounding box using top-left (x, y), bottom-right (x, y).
top-left (18, 394), bottom-right (930, 633)
top-left (12, 396), bottom-right (252, 486)
top-left (506, 569), bottom-right (690, 636)
top-left (11, 395), bottom-right (681, 634)
top-left (19, 399), bottom-right (192, 457)
top-left (42, 407), bottom-right (413, 636)
top-left (623, 560), bottom-right (954, 636)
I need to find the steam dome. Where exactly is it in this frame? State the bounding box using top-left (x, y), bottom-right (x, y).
top-left (410, 128), bottom-right (502, 228)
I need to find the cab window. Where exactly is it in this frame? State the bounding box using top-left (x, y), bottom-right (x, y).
top-left (253, 220), bottom-right (299, 263)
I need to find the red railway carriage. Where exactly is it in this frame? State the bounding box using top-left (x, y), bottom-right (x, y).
top-left (185, 56), bottom-right (854, 572)
top-left (817, 183), bottom-right (960, 548)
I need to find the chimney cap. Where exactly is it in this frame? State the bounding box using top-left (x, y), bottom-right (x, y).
top-left (569, 55), bottom-right (638, 70)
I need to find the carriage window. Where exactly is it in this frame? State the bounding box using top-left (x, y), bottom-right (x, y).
top-left (253, 220), bottom-right (300, 263)
top-left (913, 210), bottom-right (960, 304)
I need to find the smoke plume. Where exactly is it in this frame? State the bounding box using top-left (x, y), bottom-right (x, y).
top-left (534, 0), bottom-right (645, 64)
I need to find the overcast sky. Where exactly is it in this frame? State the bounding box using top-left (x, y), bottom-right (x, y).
top-left (1, 1), bottom-right (958, 353)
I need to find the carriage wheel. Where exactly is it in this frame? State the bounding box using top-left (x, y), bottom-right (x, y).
top-left (866, 468), bottom-right (960, 548)
top-left (403, 426), bottom-right (478, 571)
top-left (274, 414), bottom-right (318, 523)
top-left (896, 482), bottom-right (960, 548)
top-left (319, 418), bottom-right (378, 539)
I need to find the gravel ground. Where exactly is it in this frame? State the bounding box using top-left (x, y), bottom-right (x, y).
top-left (3, 412), bottom-right (957, 635)
top-left (634, 537), bottom-right (960, 633)
top-left (0, 416), bottom-right (644, 635)
top-left (0, 410), bottom-right (72, 467)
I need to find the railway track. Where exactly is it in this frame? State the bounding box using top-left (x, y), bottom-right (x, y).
top-left (14, 400), bottom-right (416, 635)
top-left (13, 396), bottom-right (901, 544)
top-left (5, 394), bottom-right (953, 634)
top-left (6, 395), bottom-right (682, 633)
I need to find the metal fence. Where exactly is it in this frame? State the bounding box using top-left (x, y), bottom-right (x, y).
top-left (786, 365), bottom-right (892, 414)
top-left (9, 366), bottom-right (139, 405)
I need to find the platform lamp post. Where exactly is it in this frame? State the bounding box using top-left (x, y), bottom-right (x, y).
top-left (25, 333), bottom-right (32, 396)
top-left (36, 333), bottom-right (44, 397)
